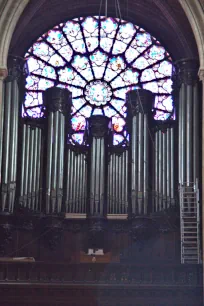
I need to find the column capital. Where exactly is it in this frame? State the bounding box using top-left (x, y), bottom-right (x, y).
top-left (174, 58), bottom-right (199, 85)
top-left (43, 87), bottom-right (72, 115)
top-left (88, 115), bottom-right (110, 138)
top-left (0, 68), bottom-right (8, 80)
top-left (126, 89), bottom-right (154, 116)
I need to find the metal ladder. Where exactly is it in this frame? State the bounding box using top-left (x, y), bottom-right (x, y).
top-left (179, 180), bottom-right (201, 264)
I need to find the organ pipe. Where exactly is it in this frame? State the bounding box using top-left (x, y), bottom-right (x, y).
top-left (193, 83), bottom-right (199, 182)
top-left (43, 87), bottom-right (72, 214)
top-left (107, 149), bottom-right (128, 214)
top-left (19, 121), bottom-right (43, 211)
top-left (126, 89), bottom-right (154, 216)
top-left (87, 115), bottom-right (110, 217)
top-left (0, 57), bottom-right (25, 213)
top-left (65, 145), bottom-right (87, 214)
top-left (175, 59), bottom-right (199, 186)
top-left (154, 122), bottom-right (175, 212)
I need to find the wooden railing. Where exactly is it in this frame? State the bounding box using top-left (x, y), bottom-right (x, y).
top-left (0, 262), bottom-right (202, 286)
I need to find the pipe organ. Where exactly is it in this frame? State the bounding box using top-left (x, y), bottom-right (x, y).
top-left (107, 148), bottom-right (128, 215)
top-left (127, 90), bottom-right (154, 216)
top-left (43, 87), bottom-right (72, 214)
top-left (153, 122), bottom-right (175, 212)
top-left (1, 56), bottom-right (201, 219)
top-left (0, 58), bottom-right (23, 213)
top-left (19, 121), bottom-right (43, 211)
top-left (65, 145), bottom-right (87, 214)
top-left (176, 59), bottom-right (200, 186)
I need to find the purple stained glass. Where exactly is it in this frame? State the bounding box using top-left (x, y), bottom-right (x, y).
top-left (24, 15), bottom-right (174, 144)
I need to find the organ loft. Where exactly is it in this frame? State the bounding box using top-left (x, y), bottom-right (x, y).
top-left (0, 1), bottom-right (203, 306)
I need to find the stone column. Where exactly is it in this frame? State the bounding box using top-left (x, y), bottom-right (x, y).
top-left (175, 59), bottom-right (200, 186)
top-left (0, 57), bottom-right (26, 213)
top-left (126, 89), bottom-right (154, 216)
top-left (43, 87), bottom-right (72, 214)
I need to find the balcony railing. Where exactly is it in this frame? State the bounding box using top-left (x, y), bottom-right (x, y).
top-left (0, 262), bottom-right (202, 287)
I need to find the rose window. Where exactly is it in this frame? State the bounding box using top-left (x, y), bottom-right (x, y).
top-left (24, 16), bottom-right (174, 145)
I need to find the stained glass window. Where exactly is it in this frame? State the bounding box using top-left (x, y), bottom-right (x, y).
top-left (24, 16), bottom-right (174, 145)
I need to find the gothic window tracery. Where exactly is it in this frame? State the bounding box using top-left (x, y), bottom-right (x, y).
top-left (24, 16), bottom-right (174, 145)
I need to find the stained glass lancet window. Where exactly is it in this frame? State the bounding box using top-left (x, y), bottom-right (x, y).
top-left (24, 16), bottom-right (174, 145)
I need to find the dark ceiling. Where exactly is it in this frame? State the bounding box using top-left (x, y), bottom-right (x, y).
top-left (9, 0), bottom-right (198, 62)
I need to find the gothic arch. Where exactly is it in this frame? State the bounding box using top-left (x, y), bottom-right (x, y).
top-left (0, 1), bottom-right (203, 73)
top-left (178, 0), bottom-right (204, 76)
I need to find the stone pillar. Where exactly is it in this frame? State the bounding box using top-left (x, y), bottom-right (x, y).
top-left (87, 115), bottom-right (110, 218)
top-left (175, 59), bottom-right (200, 186)
top-left (126, 89), bottom-right (154, 216)
top-left (0, 56), bottom-right (26, 213)
top-left (43, 87), bottom-right (72, 214)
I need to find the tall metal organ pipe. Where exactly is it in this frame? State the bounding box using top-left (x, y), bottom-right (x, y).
top-left (175, 59), bottom-right (200, 187)
top-left (0, 57), bottom-right (25, 213)
top-left (43, 87), bottom-right (72, 214)
top-left (126, 89), bottom-right (154, 216)
top-left (153, 122), bottom-right (175, 212)
top-left (107, 148), bottom-right (128, 214)
top-left (87, 115), bottom-right (110, 218)
top-left (19, 121), bottom-right (43, 211)
top-left (65, 145), bottom-right (87, 214)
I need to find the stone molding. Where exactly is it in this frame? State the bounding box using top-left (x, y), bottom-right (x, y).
top-left (179, 0), bottom-right (204, 70)
top-left (0, 0), bottom-right (30, 69)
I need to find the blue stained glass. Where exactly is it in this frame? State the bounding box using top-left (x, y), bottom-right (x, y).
top-left (72, 133), bottom-right (84, 144)
top-left (24, 15), bottom-right (174, 142)
top-left (148, 45), bottom-right (165, 60)
top-left (136, 32), bottom-right (152, 47)
top-left (141, 69), bottom-right (155, 82)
